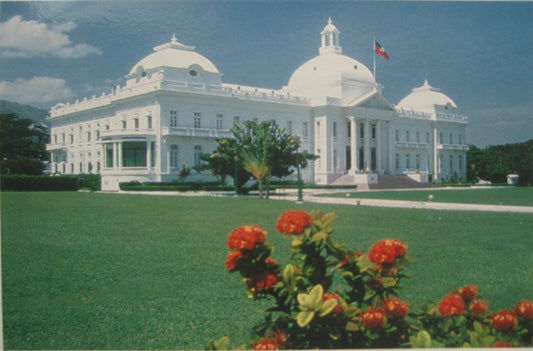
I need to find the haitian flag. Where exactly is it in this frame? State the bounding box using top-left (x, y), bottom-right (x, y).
top-left (374, 40), bottom-right (390, 60)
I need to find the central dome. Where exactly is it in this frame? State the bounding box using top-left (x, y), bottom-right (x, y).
top-left (128, 35), bottom-right (219, 76)
top-left (285, 18), bottom-right (375, 103)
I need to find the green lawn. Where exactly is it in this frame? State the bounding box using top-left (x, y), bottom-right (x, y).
top-left (327, 186), bottom-right (533, 206)
top-left (2, 192), bottom-right (533, 349)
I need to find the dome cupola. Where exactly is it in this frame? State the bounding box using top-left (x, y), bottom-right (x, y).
top-left (285, 18), bottom-right (376, 105)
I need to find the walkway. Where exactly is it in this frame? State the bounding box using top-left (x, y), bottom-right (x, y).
top-left (116, 188), bottom-right (533, 214)
top-left (269, 188), bottom-right (533, 214)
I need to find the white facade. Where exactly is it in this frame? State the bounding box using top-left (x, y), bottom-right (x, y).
top-left (46, 19), bottom-right (468, 191)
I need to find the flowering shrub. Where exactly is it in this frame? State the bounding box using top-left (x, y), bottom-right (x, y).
top-left (207, 210), bottom-right (533, 349)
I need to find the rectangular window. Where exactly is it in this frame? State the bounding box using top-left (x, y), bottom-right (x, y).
top-left (449, 133), bottom-right (453, 144)
top-left (122, 120), bottom-right (127, 129)
top-left (194, 145), bottom-right (202, 165)
top-left (406, 130), bottom-right (410, 142)
top-left (416, 154), bottom-right (420, 170)
top-left (395, 153), bottom-right (399, 169)
top-left (406, 154), bottom-right (410, 169)
top-left (216, 113), bottom-right (223, 130)
top-left (302, 122), bottom-right (308, 137)
top-left (332, 121), bottom-right (337, 137)
top-left (347, 121), bottom-right (351, 137)
top-left (359, 124), bottom-right (364, 138)
top-left (170, 110), bottom-right (178, 127)
top-left (134, 118), bottom-right (139, 129)
top-left (416, 131), bottom-right (420, 143)
top-left (122, 142), bottom-right (147, 167)
top-left (426, 132), bottom-right (430, 143)
top-left (70, 134), bottom-right (74, 144)
top-left (459, 134), bottom-right (462, 144)
top-left (147, 115), bottom-right (153, 129)
top-left (194, 112), bottom-right (201, 129)
top-left (395, 129), bottom-right (399, 142)
top-left (96, 130), bottom-right (100, 140)
top-left (371, 124), bottom-right (376, 139)
top-left (450, 155), bottom-right (454, 171)
top-left (459, 155), bottom-right (463, 170)
top-left (61, 133), bottom-right (65, 143)
top-left (170, 144), bottom-right (179, 168)
top-left (87, 132), bottom-right (91, 142)
top-left (316, 121), bottom-right (321, 137)
top-left (439, 132), bottom-right (443, 144)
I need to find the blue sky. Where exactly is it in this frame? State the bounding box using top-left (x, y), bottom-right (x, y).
top-left (0, 1), bottom-right (531, 147)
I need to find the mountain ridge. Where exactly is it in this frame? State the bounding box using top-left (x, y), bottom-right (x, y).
top-left (0, 99), bottom-right (49, 126)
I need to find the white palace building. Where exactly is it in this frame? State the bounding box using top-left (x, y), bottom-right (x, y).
top-left (46, 19), bottom-right (468, 191)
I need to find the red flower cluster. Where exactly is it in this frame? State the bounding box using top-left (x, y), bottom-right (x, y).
top-left (469, 299), bottom-right (489, 315)
top-left (323, 292), bottom-right (342, 314)
top-left (225, 250), bottom-right (244, 271)
top-left (456, 285), bottom-right (478, 302)
top-left (382, 297), bottom-right (410, 318)
top-left (368, 239), bottom-right (406, 264)
top-left (360, 307), bottom-right (387, 331)
top-left (251, 331), bottom-right (287, 350)
top-left (514, 300), bottom-right (533, 320)
top-left (247, 272), bottom-right (278, 294)
top-left (491, 310), bottom-right (518, 332)
top-left (438, 293), bottom-right (466, 316)
top-left (275, 210), bottom-right (313, 235)
top-left (227, 225), bottom-right (266, 250)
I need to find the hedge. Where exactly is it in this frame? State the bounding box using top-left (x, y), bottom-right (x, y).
top-left (1, 174), bottom-right (101, 191)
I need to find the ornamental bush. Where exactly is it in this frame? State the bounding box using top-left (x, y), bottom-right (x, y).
top-left (207, 210), bottom-right (533, 349)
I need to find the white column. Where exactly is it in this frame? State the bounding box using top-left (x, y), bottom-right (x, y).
top-left (349, 117), bottom-right (357, 173)
top-left (388, 122), bottom-right (395, 174)
top-left (364, 119), bottom-right (370, 172)
top-left (376, 121), bottom-right (382, 174)
top-left (146, 140), bottom-right (151, 171)
top-left (433, 127), bottom-right (438, 181)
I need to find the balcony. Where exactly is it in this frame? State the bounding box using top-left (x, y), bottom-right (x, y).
top-left (162, 127), bottom-right (233, 138)
top-left (46, 142), bottom-right (68, 151)
top-left (100, 128), bottom-right (155, 138)
top-left (438, 143), bottom-right (469, 151)
top-left (395, 141), bottom-right (429, 149)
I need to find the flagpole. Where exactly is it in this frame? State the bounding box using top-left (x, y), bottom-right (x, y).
top-left (373, 36), bottom-right (376, 82)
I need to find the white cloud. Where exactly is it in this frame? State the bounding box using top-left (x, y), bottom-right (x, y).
top-left (0, 77), bottom-right (74, 105)
top-left (0, 15), bottom-right (102, 58)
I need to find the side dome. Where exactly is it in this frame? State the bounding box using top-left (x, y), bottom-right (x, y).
top-left (397, 80), bottom-right (457, 113)
top-left (128, 35), bottom-right (219, 76)
top-left (285, 18), bottom-right (376, 103)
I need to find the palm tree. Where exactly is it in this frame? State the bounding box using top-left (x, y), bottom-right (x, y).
top-left (241, 150), bottom-right (269, 198)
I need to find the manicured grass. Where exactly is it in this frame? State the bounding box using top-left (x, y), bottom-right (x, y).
top-left (327, 186), bottom-right (533, 206)
top-left (2, 192), bottom-right (532, 349)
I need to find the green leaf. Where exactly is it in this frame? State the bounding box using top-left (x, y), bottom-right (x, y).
top-left (297, 310), bottom-right (315, 327)
top-left (205, 336), bottom-right (229, 350)
top-left (319, 298), bottom-right (338, 317)
top-left (345, 321), bottom-right (360, 332)
top-left (382, 277), bottom-right (397, 288)
top-left (311, 231), bottom-right (328, 242)
top-left (308, 284), bottom-right (324, 307)
top-left (410, 330), bottom-right (432, 348)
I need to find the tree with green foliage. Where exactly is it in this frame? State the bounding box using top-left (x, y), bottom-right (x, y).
top-left (0, 113), bottom-right (48, 175)
top-left (467, 140), bottom-right (533, 185)
top-left (201, 120), bottom-right (315, 198)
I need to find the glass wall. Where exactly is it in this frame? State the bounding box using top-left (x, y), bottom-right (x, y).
top-left (122, 142), bottom-right (146, 167)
